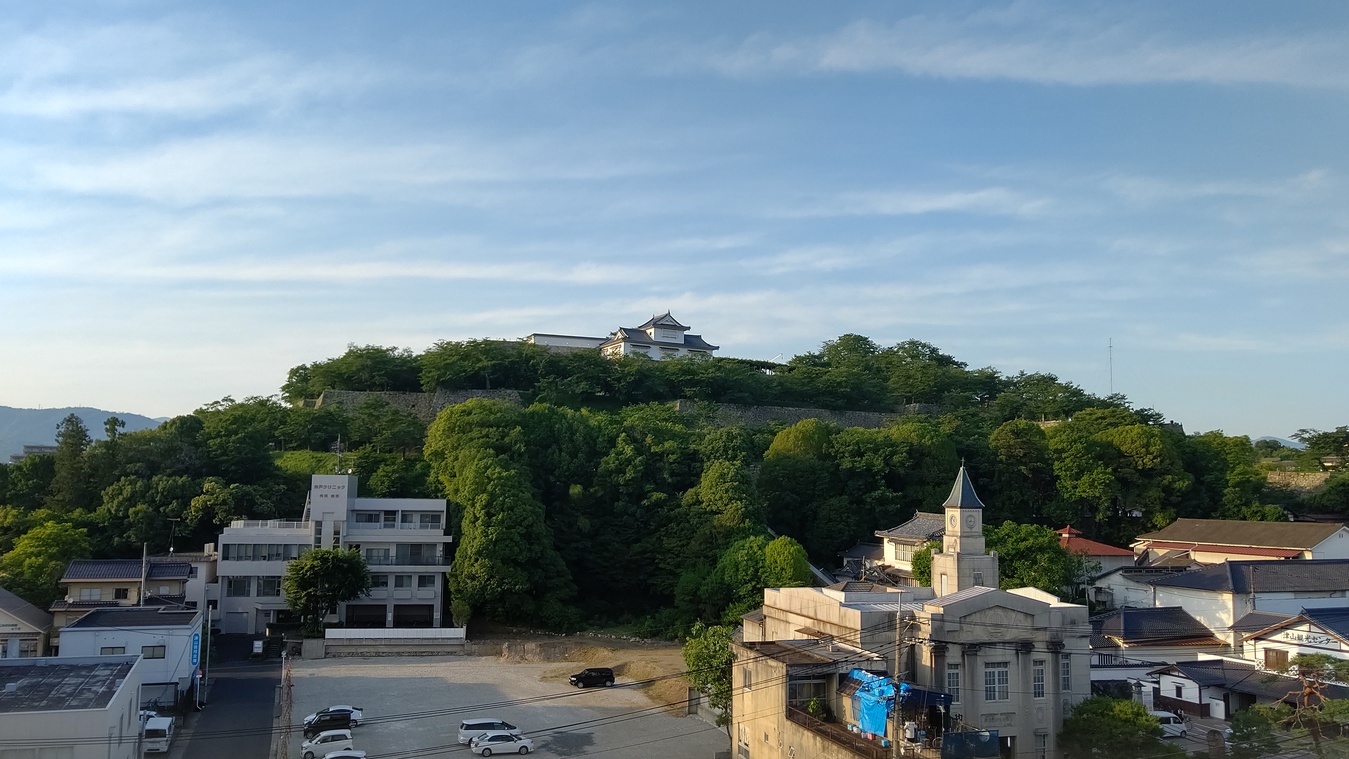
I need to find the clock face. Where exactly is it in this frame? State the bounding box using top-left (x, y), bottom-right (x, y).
top-left (964, 514), bottom-right (977, 530)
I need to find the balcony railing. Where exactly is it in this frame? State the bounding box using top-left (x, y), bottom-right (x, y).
top-left (363, 556), bottom-right (451, 566)
top-left (785, 706), bottom-right (889, 759)
top-left (229, 520), bottom-right (311, 530)
top-left (349, 522), bottom-right (445, 531)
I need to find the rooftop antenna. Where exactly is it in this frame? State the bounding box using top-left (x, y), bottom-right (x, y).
top-left (1108, 338), bottom-right (1114, 395)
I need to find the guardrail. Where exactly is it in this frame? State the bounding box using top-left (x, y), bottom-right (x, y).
top-left (325, 627), bottom-right (466, 640)
top-left (785, 706), bottom-right (889, 759)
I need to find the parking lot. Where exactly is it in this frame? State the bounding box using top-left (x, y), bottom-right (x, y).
top-left (287, 656), bottom-right (729, 759)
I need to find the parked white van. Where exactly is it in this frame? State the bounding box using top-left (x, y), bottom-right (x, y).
top-left (1148, 711), bottom-right (1188, 739)
top-left (143, 717), bottom-right (176, 752)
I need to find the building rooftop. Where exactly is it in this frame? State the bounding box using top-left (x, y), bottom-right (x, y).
top-left (1092, 606), bottom-right (1220, 645)
top-left (1056, 526), bottom-right (1134, 557)
top-left (1244, 607), bottom-right (1349, 644)
top-left (61, 559), bottom-right (190, 582)
top-left (1230, 610), bottom-right (1291, 633)
top-left (941, 466), bottom-right (986, 510)
top-left (1149, 559), bottom-right (1349, 593)
top-left (1153, 659), bottom-right (1349, 702)
top-left (0, 587), bottom-right (53, 632)
top-left (741, 639), bottom-right (886, 667)
top-left (65, 607), bottom-right (200, 630)
top-left (1134, 519), bottom-right (1344, 551)
top-left (0, 656), bottom-right (137, 713)
top-left (876, 512), bottom-right (945, 542)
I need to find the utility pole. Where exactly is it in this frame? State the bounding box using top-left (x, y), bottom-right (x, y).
top-left (139, 542), bottom-right (148, 606)
top-left (1108, 338), bottom-right (1114, 395)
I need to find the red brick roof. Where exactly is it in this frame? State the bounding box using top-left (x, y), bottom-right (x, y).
top-left (1056, 526), bottom-right (1133, 556)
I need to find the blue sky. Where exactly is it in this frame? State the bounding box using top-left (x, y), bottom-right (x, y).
top-left (1, 1), bottom-right (1346, 439)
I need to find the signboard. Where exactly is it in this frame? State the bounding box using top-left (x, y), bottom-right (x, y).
top-left (191, 632), bottom-right (201, 667)
top-left (252, 640), bottom-right (264, 655)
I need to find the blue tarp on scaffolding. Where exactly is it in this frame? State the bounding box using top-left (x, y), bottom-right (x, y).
top-left (844, 668), bottom-right (896, 736)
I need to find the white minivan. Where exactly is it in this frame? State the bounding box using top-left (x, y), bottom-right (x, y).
top-left (1148, 710), bottom-right (1188, 738)
top-left (143, 716), bottom-right (176, 753)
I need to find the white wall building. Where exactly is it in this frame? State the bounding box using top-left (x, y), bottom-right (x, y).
top-left (526, 312), bottom-right (719, 360)
top-left (0, 655), bottom-right (145, 759)
top-left (216, 474), bottom-right (452, 633)
top-left (0, 586), bottom-right (52, 658)
top-left (59, 607), bottom-right (203, 708)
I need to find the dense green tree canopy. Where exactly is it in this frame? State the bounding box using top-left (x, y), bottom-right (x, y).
top-left (283, 548), bottom-right (372, 636)
top-left (1058, 697), bottom-right (1184, 759)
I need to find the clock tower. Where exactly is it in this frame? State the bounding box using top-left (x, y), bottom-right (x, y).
top-left (930, 465), bottom-right (999, 596)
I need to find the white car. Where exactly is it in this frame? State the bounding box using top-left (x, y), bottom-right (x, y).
top-left (1148, 711), bottom-right (1188, 739)
top-left (301, 729), bottom-right (353, 759)
top-left (458, 719), bottom-right (520, 744)
top-left (470, 732), bottom-right (534, 756)
top-left (321, 752), bottom-right (366, 759)
top-left (304, 705), bottom-right (364, 727)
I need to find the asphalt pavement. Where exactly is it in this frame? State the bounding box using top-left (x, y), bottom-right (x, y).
top-left (175, 634), bottom-right (282, 759)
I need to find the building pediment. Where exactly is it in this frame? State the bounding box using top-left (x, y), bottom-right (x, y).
top-left (953, 605), bottom-right (1038, 642)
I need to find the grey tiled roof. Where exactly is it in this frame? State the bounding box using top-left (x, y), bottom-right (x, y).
top-left (1296, 607), bottom-right (1349, 641)
top-left (636, 312), bottom-right (688, 331)
top-left (1135, 519), bottom-right (1344, 550)
top-left (1150, 559), bottom-right (1349, 593)
top-left (0, 587), bottom-right (52, 631)
top-left (838, 542), bottom-right (885, 560)
top-left (876, 512), bottom-right (945, 542)
top-left (1092, 606), bottom-right (1215, 643)
top-left (600, 327), bottom-right (719, 351)
top-left (61, 559), bottom-right (190, 582)
top-left (1230, 611), bottom-right (1291, 633)
top-left (65, 607), bottom-right (199, 630)
top-left (941, 466), bottom-right (986, 510)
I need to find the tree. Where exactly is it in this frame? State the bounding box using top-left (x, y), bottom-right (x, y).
top-left (1058, 696), bottom-right (1184, 759)
top-left (282, 548), bottom-right (372, 636)
top-left (49, 414), bottom-right (94, 513)
top-left (985, 521), bottom-right (1078, 596)
top-left (911, 541), bottom-right (939, 587)
top-left (1226, 708), bottom-right (1279, 759)
top-left (682, 622), bottom-right (735, 729)
top-left (1257, 653), bottom-right (1349, 759)
top-left (0, 522), bottom-right (91, 608)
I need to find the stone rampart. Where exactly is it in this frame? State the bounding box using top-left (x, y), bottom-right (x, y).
top-left (1265, 471), bottom-right (1332, 493)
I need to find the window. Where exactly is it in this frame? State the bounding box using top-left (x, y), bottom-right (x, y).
top-left (188, 566), bottom-right (198, 578)
top-left (100, 646), bottom-right (125, 655)
top-left (1033, 659), bottom-right (1046, 699)
top-left (114, 588), bottom-right (129, 600)
top-left (394, 575), bottom-right (412, 588)
top-left (383, 511), bottom-right (397, 527)
top-left (984, 662), bottom-right (1010, 701)
top-left (972, 571), bottom-right (984, 587)
top-left (18, 640), bottom-right (37, 657)
top-left (365, 548), bottom-right (390, 565)
top-left (946, 663), bottom-right (961, 703)
top-left (742, 667), bottom-right (752, 692)
top-left (1265, 649), bottom-right (1289, 670)
top-left (1174, 684), bottom-right (1183, 698)
top-left (141, 645), bottom-right (166, 659)
top-left (370, 574), bottom-right (389, 588)
top-left (225, 577), bottom-right (252, 597)
top-left (257, 577), bottom-right (282, 597)
top-left (1034, 733), bottom-right (1048, 759)
top-left (417, 575), bottom-right (437, 589)
top-left (79, 588), bottom-right (102, 601)
top-left (186, 601), bottom-right (198, 609)
top-left (395, 544), bottom-right (439, 565)
top-left (787, 676), bottom-right (827, 707)
top-left (1061, 657), bottom-right (1072, 693)
top-left (355, 512), bottom-right (381, 524)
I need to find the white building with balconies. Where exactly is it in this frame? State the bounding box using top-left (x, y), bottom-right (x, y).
top-left (216, 474), bottom-right (452, 633)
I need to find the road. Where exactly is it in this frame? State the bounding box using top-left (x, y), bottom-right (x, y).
top-left (179, 635), bottom-right (281, 759)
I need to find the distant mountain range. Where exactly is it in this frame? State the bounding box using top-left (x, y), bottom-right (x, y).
top-left (1255, 436), bottom-right (1305, 450)
top-left (0, 406), bottom-right (165, 461)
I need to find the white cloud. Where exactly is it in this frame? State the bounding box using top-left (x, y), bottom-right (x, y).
top-left (778, 187), bottom-right (1052, 219)
top-left (699, 12), bottom-right (1349, 89)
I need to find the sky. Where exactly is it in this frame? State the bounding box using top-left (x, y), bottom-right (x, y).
top-left (1, 1), bottom-right (1347, 439)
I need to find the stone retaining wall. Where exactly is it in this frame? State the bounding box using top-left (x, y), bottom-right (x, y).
top-left (313, 388), bottom-right (524, 422)
top-left (1266, 471), bottom-right (1332, 492)
top-left (673, 400), bottom-right (940, 429)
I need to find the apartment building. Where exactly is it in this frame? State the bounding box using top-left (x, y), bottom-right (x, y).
top-left (216, 474), bottom-right (451, 633)
top-left (48, 559), bottom-right (190, 653)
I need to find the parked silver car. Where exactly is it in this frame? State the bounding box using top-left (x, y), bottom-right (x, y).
top-left (470, 732), bottom-right (534, 756)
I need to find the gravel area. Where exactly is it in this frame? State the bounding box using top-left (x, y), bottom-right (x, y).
top-left (287, 655), bottom-right (728, 759)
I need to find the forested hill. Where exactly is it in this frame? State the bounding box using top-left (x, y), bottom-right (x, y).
top-left (0, 406), bottom-right (163, 460)
top-left (1, 335), bottom-right (1346, 634)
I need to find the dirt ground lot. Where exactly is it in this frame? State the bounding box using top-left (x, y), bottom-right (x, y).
top-left (286, 640), bottom-right (728, 759)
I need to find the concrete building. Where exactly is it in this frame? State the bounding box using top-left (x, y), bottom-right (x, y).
top-left (216, 474), bottom-right (452, 633)
top-left (59, 607), bottom-right (204, 708)
top-left (0, 586), bottom-right (52, 657)
top-left (48, 559), bottom-right (190, 653)
top-left (733, 467), bottom-right (1091, 759)
top-left (152, 548), bottom-right (219, 623)
top-left (0, 654), bottom-right (146, 759)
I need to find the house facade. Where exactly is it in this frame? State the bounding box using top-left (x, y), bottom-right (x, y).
top-left (59, 607), bottom-right (204, 708)
top-left (216, 474), bottom-right (452, 633)
top-left (733, 467), bottom-right (1091, 759)
top-left (874, 512), bottom-right (945, 585)
top-left (0, 655), bottom-right (146, 759)
top-left (0, 587), bottom-right (52, 657)
top-left (48, 559), bottom-right (189, 653)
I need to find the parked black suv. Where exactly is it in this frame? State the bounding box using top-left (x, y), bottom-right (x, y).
top-left (568, 667), bottom-right (615, 688)
top-left (303, 711), bottom-right (352, 739)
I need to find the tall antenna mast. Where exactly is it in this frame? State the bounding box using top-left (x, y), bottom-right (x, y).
top-left (1108, 338), bottom-right (1114, 395)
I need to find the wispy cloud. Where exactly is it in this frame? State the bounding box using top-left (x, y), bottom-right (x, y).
top-left (777, 187), bottom-right (1052, 219)
top-left (699, 10), bottom-right (1349, 89)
